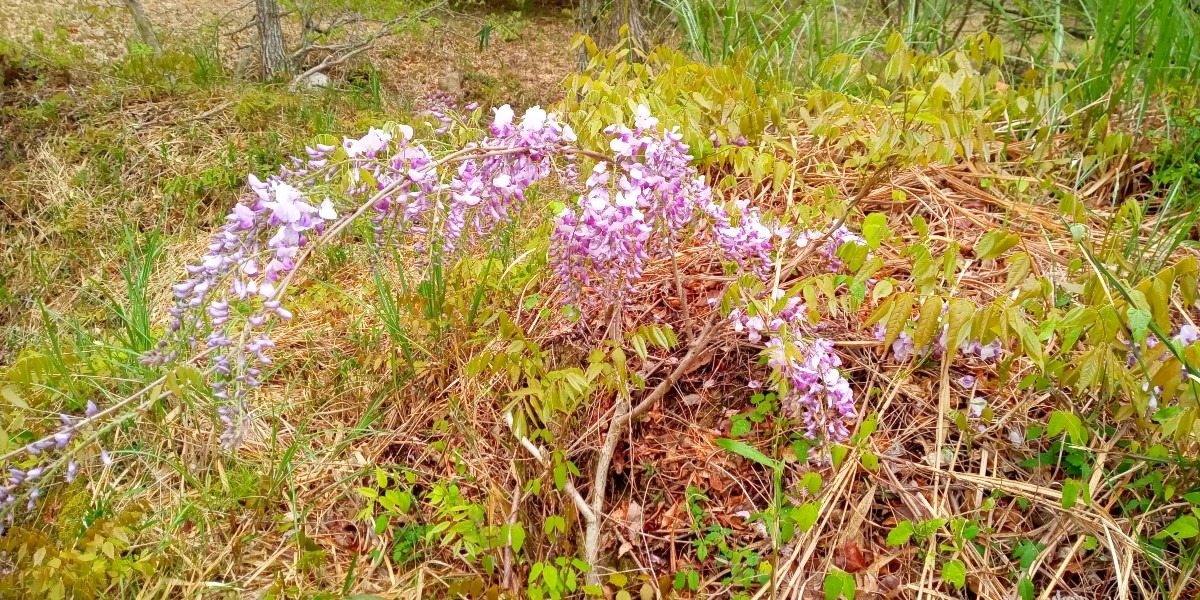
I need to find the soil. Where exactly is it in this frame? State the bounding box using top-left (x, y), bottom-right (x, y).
top-left (0, 0), bottom-right (577, 105)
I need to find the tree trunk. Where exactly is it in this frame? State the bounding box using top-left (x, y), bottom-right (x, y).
top-left (574, 0), bottom-right (599, 70)
top-left (255, 0), bottom-right (290, 79)
top-left (124, 0), bottom-right (162, 56)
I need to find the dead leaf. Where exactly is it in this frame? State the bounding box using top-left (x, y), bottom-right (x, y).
top-left (835, 541), bottom-right (870, 573)
top-left (626, 500), bottom-right (643, 532)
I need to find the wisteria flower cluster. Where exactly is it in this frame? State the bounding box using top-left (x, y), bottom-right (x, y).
top-left (424, 90), bottom-right (479, 135)
top-left (146, 102), bottom-right (788, 451)
top-left (728, 289), bottom-right (858, 447)
top-left (146, 105), bottom-right (588, 447)
top-left (551, 105), bottom-right (784, 307)
top-left (1, 400), bottom-right (111, 531)
top-left (143, 134), bottom-right (360, 447)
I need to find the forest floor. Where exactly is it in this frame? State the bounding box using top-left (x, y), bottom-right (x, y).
top-left (2, 2), bottom-right (1198, 600)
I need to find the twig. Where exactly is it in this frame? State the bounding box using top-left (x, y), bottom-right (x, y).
top-left (779, 161), bottom-right (895, 278)
top-left (671, 251), bottom-right (692, 342)
top-left (288, 1), bottom-right (447, 89)
top-left (504, 412), bottom-right (594, 522)
top-left (582, 315), bottom-right (720, 586)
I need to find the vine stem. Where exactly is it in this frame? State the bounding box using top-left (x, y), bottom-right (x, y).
top-left (582, 314), bottom-right (720, 586)
top-left (0, 360), bottom-right (218, 519)
top-left (0, 348), bottom-right (216, 465)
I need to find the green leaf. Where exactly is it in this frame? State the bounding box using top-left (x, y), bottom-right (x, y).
top-left (943, 299), bottom-right (975, 361)
top-left (715, 438), bottom-right (778, 468)
top-left (630, 335), bottom-right (648, 360)
top-left (1005, 253), bottom-right (1031, 291)
top-left (824, 568), bottom-right (855, 600)
top-left (509, 523), bottom-right (526, 554)
top-left (864, 296), bottom-right (894, 328)
top-left (976, 230), bottom-right (1020, 260)
top-left (1062, 479), bottom-right (1080, 510)
top-left (553, 463), bottom-right (567, 490)
top-left (941, 559), bottom-right (966, 589)
top-left (1018, 577), bottom-right (1035, 600)
top-left (1016, 321), bottom-right (1044, 369)
top-left (862, 213), bottom-right (888, 249)
top-left (911, 214), bottom-right (928, 238)
top-left (871, 279), bottom-right (894, 303)
top-left (2, 385), bottom-right (28, 409)
top-left (1047, 410), bottom-right (1088, 445)
top-left (884, 293), bottom-right (915, 353)
top-left (943, 242), bottom-right (959, 281)
top-left (913, 295), bottom-right (944, 350)
top-left (801, 472), bottom-right (822, 495)
top-left (730, 417), bottom-right (752, 437)
top-left (1158, 515), bottom-right (1200, 540)
top-left (1127, 308), bottom-right (1152, 344)
top-left (165, 369), bottom-right (184, 399)
top-left (794, 502), bottom-right (821, 532)
top-left (830, 444), bottom-right (849, 467)
top-left (887, 521), bottom-right (915, 546)
top-left (860, 451), bottom-right (879, 471)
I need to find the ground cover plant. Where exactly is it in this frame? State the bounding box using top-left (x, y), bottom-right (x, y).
top-left (2, 0), bottom-right (1200, 599)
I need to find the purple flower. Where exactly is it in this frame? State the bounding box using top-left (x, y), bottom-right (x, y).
top-left (892, 332), bottom-right (915, 362)
top-left (729, 288), bottom-right (854, 448)
top-left (1175, 324), bottom-right (1199, 347)
top-left (967, 396), bottom-right (986, 418)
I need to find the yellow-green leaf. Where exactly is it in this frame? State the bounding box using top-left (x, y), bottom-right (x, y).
top-left (913, 296), bottom-right (944, 351)
top-left (884, 293), bottom-right (915, 353)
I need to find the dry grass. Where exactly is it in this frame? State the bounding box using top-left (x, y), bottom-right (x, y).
top-left (2, 3), bottom-right (1199, 600)
top-left (82, 134), bottom-right (1194, 598)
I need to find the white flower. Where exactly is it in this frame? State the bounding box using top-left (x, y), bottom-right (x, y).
top-left (610, 138), bottom-right (631, 155)
top-left (634, 104), bottom-right (658, 129)
top-left (397, 124), bottom-right (414, 141)
top-left (968, 396), bottom-right (986, 418)
top-left (1007, 428), bottom-right (1025, 447)
top-left (493, 174), bottom-right (512, 189)
top-left (494, 105), bottom-right (515, 128)
top-left (522, 106), bottom-right (547, 131)
top-left (563, 124), bottom-right (577, 142)
top-left (318, 199), bottom-right (337, 220)
top-left (344, 127), bottom-right (392, 157)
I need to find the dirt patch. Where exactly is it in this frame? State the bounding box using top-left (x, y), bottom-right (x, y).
top-left (0, 1), bottom-right (576, 106)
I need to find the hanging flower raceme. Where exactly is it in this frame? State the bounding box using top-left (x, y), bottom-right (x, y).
top-left (728, 288), bottom-right (857, 448)
top-left (0, 400), bottom-right (108, 530)
top-left (550, 104), bottom-right (783, 307)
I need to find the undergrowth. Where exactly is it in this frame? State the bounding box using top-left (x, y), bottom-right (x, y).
top-left (2, 2), bottom-right (1200, 599)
